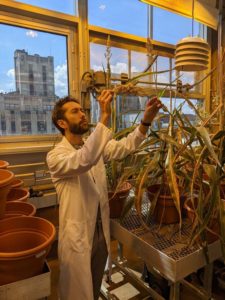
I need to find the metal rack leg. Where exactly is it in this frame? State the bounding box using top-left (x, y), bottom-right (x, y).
top-left (203, 263), bottom-right (213, 295)
top-left (169, 282), bottom-right (180, 300)
top-left (117, 242), bottom-right (124, 261)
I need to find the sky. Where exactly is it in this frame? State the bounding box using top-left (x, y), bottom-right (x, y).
top-left (0, 24), bottom-right (68, 96)
top-left (0, 1), bottom-right (202, 101)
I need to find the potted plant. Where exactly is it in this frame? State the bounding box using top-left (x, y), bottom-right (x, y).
top-left (110, 78), bottom-right (225, 259)
top-left (106, 125), bottom-right (144, 219)
top-left (98, 41), bottom-right (225, 256)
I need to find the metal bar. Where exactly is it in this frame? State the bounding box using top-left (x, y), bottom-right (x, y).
top-left (203, 263), bottom-right (213, 295)
top-left (113, 260), bottom-right (165, 300)
top-left (180, 279), bottom-right (211, 299)
top-left (169, 282), bottom-right (180, 300)
top-left (111, 77), bottom-right (176, 87)
top-left (110, 208), bottom-right (222, 282)
top-left (117, 242), bottom-right (124, 261)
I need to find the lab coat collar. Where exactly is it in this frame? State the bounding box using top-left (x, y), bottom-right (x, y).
top-left (61, 136), bottom-right (84, 151)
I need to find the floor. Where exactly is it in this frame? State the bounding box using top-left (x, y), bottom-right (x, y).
top-left (46, 240), bottom-right (225, 300)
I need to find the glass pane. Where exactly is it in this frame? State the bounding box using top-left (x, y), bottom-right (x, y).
top-left (14, 0), bottom-right (77, 15)
top-left (153, 7), bottom-right (201, 44)
top-left (152, 56), bottom-right (170, 85)
top-left (89, 0), bottom-right (147, 37)
top-left (116, 95), bottom-right (147, 130)
top-left (131, 51), bottom-right (149, 78)
top-left (90, 43), bottom-right (128, 74)
top-left (157, 97), bottom-right (200, 129)
top-left (0, 24), bottom-right (68, 136)
top-left (90, 43), bottom-right (128, 124)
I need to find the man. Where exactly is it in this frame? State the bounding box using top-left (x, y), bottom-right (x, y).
top-left (47, 90), bottom-right (162, 300)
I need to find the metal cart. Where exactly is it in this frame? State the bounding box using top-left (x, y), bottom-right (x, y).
top-left (109, 202), bottom-right (222, 300)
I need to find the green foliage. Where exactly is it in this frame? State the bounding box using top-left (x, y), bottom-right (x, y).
top-left (108, 67), bottom-right (225, 258)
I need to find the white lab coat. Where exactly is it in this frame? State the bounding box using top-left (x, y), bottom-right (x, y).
top-left (46, 122), bottom-right (145, 300)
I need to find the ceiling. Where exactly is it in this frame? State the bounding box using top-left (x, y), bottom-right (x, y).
top-left (140, 0), bottom-right (219, 30)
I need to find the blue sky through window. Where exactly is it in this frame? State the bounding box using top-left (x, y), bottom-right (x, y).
top-left (14, 0), bottom-right (77, 15)
top-left (89, 0), bottom-right (148, 37)
top-left (0, 24), bottom-right (68, 97)
top-left (0, 2), bottom-right (204, 102)
top-left (153, 7), bottom-right (200, 44)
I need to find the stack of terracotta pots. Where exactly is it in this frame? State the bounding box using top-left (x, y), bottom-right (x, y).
top-left (0, 160), bottom-right (56, 285)
top-left (0, 160), bottom-right (9, 169)
top-left (0, 167), bottom-right (14, 218)
top-left (0, 160), bottom-right (30, 219)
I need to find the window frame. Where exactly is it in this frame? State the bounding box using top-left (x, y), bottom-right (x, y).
top-left (0, 1), bottom-right (79, 148)
top-left (0, 0), bottom-right (212, 153)
top-left (89, 26), bottom-right (207, 103)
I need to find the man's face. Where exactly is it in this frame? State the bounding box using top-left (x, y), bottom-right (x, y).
top-left (60, 101), bottom-right (89, 135)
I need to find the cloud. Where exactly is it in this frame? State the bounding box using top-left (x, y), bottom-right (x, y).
top-left (26, 30), bottom-right (38, 38)
top-left (0, 69), bottom-right (15, 92)
top-left (54, 63), bottom-right (68, 97)
top-left (180, 71), bottom-right (195, 85)
top-left (92, 65), bottom-right (104, 71)
top-left (7, 68), bottom-right (15, 78)
top-left (110, 62), bottom-right (128, 74)
top-left (157, 73), bottom-right (169, 83)
top-left (92, 62), bottom-right (128, 75)
top-left (99, 4), bottom-right (106, 10)
top-left (131, 66), bottom-right (139, 73)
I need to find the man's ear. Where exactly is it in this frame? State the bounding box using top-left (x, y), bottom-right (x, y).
top-left (57, 119), bottom-right (67, 130)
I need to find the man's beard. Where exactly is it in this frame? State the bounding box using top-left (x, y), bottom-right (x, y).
top-left (68, 120), bottom-right (89, 134)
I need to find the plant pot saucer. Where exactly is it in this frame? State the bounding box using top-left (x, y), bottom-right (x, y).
top-left (0, 160), bottom-right (9, 169)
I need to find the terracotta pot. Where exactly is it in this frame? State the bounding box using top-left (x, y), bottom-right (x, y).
top-left (108, 182), bottom-right (132, 218)
top-left (147, 184), bottom-right (184, 224)
top-left (0, 216), bottom-right (56, 285)
top-left (0, 169), bottom-right (14, 219)
top-left (184, 198), bottom-right (219, 243)
top-left (0, 160), bottom-right (9, 169)
top-left (153, 195), bottom-right (181, 224)
top-left (7, 188), bottom-right (29, 202)
top-left (147, 184), bottom-right (161, 195)
top-left (10, 178), bottom-right (24, 189)
top-left (3, 201), bottom-right (36, 219)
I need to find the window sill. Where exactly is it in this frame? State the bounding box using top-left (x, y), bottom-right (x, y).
top-left (0, 135), bottom-right (61, 155)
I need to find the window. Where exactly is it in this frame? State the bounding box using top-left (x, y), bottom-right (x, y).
top-left (157, 97), bottom-right (202, 129)
top-left (14, 0), bottom-right (78, 16)
top-left (89, 0), bottom-right (148, 37)
top-left (131, 51), bottom-right (149, 78)
top-left (0, 23), bottom-right (68, 136)
top-left (153, 7), bottom-right (202, 44)
top-left (116, 96), bottom-right (148, 130)
top-left (90, 42), bottom-right (128, 124)
top-left (90, 43), bottom-right (128, 74)
top-left (89, 40), bottom-right (204, 130)
top-left (0, 1), bottom-right (207, 139)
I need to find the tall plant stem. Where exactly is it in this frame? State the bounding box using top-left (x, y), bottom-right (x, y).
top-left (218, 0), bottom-right (224, 131)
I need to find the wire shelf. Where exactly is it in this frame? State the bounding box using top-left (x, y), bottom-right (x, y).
top-left (118, 200), bottom-right (201, 261)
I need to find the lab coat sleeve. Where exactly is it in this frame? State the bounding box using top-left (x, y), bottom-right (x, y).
top-left (47, 123), bottom-right (113, 177)
top-left (103, 126), bottom-right (146, 162)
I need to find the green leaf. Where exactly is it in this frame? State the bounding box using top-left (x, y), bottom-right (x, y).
top-left (165, 145), bottom-right (182, 227)
top-left (196, 126), bottom-right (221, 167)
top-left (135, 151), bottom-right (160, 217)
top-left (211, 130), bottom-right (225, 142)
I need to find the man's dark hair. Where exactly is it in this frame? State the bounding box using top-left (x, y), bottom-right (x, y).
top-left (52, 96), bottom-right (80, 135)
